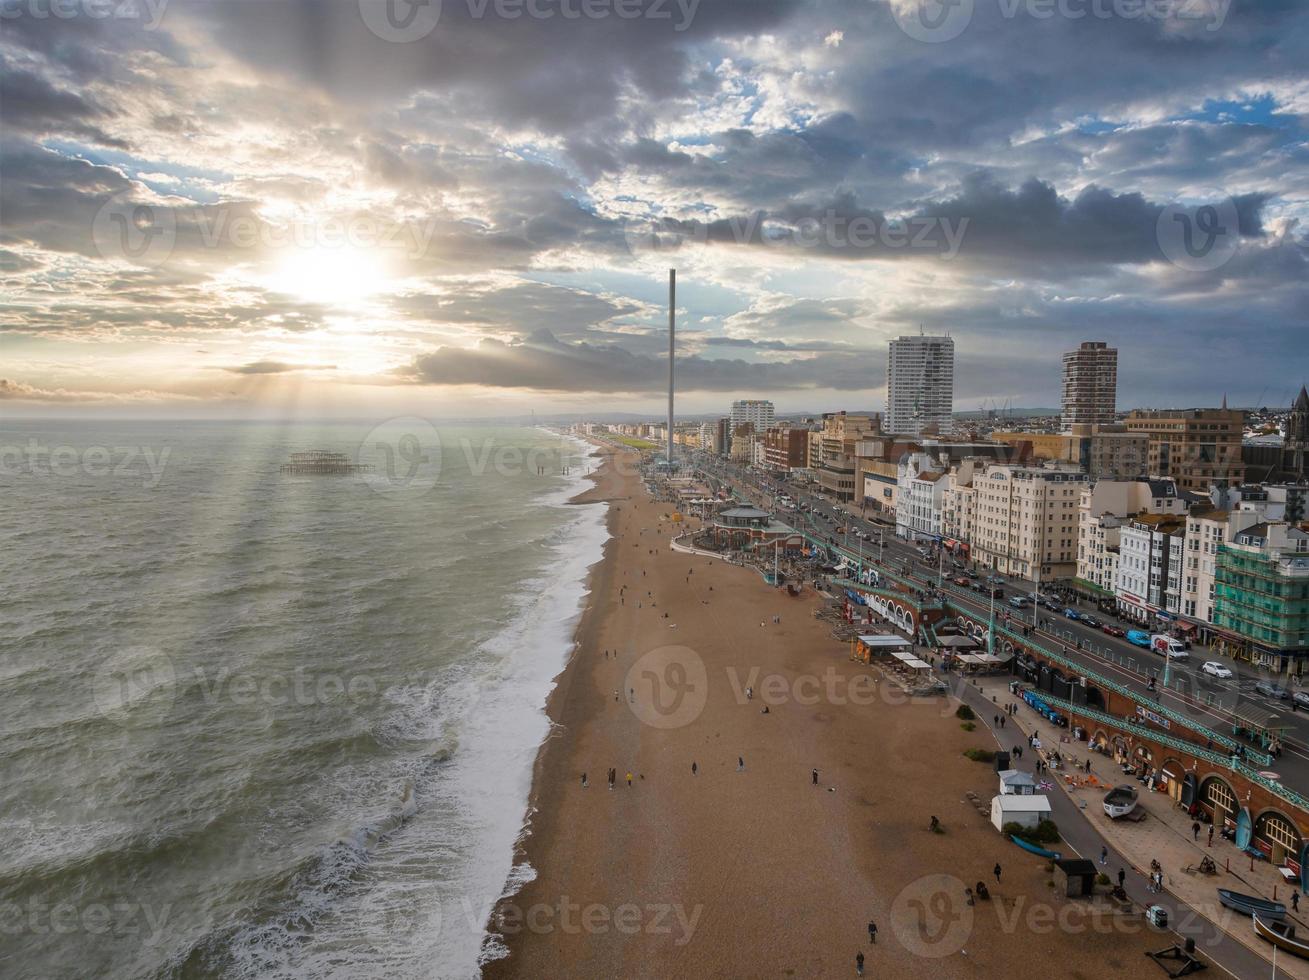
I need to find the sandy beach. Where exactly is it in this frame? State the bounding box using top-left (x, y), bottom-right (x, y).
top-left (483, 446), bottom-right (1164, 978)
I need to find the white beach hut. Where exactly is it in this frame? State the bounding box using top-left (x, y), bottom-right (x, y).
top-left (990, 794), bottom-right (1052, 832)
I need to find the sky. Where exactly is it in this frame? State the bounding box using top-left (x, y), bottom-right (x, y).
top-left (1, 0), bottom-right (1306, 419)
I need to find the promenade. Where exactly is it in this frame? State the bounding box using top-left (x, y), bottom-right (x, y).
top-left (964, 670), bottom-right (1309, 979)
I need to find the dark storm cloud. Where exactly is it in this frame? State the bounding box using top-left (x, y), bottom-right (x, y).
top-left (406, 328), bottom-right (878, 393)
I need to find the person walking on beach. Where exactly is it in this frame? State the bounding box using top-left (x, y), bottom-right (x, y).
top-left (626, 771), bottom-right (633, 787)
top-left (691, 761), bottom-right (697, 776)
top-left (993, 863), bottom-right (1002, 884)
top-left (867, 921), bottom-right (877, 944)
top-left (737, 756), bottom-right (745, 772)
top-left (855, 952), bottom-right (864, 976)
top-left (581, 772), bottom-right (588, 788)
top-left (608, 769), bottom-right (615, 790)
top-left (812, 768), bottom-right (819, 785)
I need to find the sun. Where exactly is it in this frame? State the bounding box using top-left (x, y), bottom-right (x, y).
top-left (270, 245), bottom-right (392, 306)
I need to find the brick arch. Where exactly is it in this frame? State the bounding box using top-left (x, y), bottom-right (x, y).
top-left (1253, 806), bottom-right (1306, 861)
top-left (1200, 774), bottom-right (1239, 826)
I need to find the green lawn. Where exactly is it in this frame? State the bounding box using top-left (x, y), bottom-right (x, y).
top-left (613, 436), bottom-right (659, 450)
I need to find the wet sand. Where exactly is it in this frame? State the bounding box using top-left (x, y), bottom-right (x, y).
top-left (483, 446), bottom-right (1162, 978)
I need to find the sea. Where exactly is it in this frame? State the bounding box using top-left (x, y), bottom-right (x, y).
top-left (0, 420), bottom-right (607, 980)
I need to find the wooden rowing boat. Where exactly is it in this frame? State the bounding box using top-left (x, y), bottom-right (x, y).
top-left (1218, 888), bottom-right (1286, 922)
top-left (1254, 912), bottom-right (1309, 958)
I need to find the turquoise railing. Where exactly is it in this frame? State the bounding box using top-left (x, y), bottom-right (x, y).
top-left (1025, 688), bottom-right (1309, 814)
top-left (946, 608), bottom-right (1271, 767)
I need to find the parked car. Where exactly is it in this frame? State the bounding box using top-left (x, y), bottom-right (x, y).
top-left (1256, 680), bottom-right (1289, 700)
top-left (1294, 691), bottom-right (1309, 710)
top-left (1201, 662), bottom-right (1233, 679)
top-left (1126, 630), bottom-right (1152, 648)
top-left (1101, 624), bottom-right (1126, 638)
top-left (1063, 608), bottom-right (1080, 620)
top-left (1008, 597), bottom-right (1031, 609)
top-left (953, 576), bottom-right (970, 587)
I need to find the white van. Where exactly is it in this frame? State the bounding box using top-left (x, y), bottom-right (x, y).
top-left (1150, 635), bottom-right (1189, 661)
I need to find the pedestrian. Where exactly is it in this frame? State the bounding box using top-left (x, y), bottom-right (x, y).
top-left (692, 761), bottom-right (698, 776)
top-left (994, 862), bottom-right (1002, 883)
top-left (1000, 716), bottom-right (1006, 729)
top-left (626, 771), bottom-right (633, 787)
top-left (737, 756), bottom-right (745, 772)
top-left (608, 768), bottom-right (615, 790)
top-left (868, 921), bottom-right (877, 944)
top-left (1207, 826), bottom-right (1214, 847)
top-left (1117, 867), bottom-right (1126, 889)
top-left (1192, 820), bottom-right (1201, 841)
top-left (1294, 892), bottom-right (1301, 913)
top-left (994, 714), bottom-right (1000, 727)
top-left (1099, 845), bottom-right (1108, 865)
top-left (812, 768), bottom-right (819, 785)
top-left (856, 951), bottom-right (865, 977)
top-left (581, 772), bottom-right (588, 788)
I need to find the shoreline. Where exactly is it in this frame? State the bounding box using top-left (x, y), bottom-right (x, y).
top-left (482, 449), bottom-right (1166, 977)
top-left (478, 440), bottom-right (623, 968)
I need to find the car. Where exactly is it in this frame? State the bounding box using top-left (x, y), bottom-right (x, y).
top-left (1126, 630), bottom-right (1152, 648)
top-left (1101, 624), bottom-right (1126, 638)
top-left (1256, 680), bottom-right (1289, 700)
top-left (1063, 608), bottom-right (1080, 620)
top-left (1079, 615), bottom-right (1101, 629)
top-left (1294, 691), bottom-right (1309, 710)
top-left (1007, 596), bottom-right (1031, 609)
top-left (953, 576), bottom-right (970, 587)
top-left (1201, 662), bottom-right (1233, 679)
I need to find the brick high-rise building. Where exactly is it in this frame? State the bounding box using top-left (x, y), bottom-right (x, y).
top-left (1061, 342), bottom-right (1117, 428)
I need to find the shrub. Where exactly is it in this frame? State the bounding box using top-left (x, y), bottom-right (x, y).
top-left (955, 704), bottom-right (976, 720)
top-left (1096, 873), bottom-right (1111, 887)
top-left (963, 748), bottom-right (995, 763)
top-left (960, 721), bottom-right (976, 732)
top-left (1003, 819), bottom-right (1062, 845)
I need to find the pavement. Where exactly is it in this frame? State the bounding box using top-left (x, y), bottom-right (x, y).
top-left (957, 671), bottom-right (1309, 980)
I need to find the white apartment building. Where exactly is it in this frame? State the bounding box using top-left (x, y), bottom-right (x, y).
top-left (730, 400), bottom-right (775, 432)
top-left (1076, 478), bottom-right (1191, 601)
top-left (698, 421), bottom-right (720, 454)
top-left (885, 335), bottom-right (954, 437)
top-left (896, 452), bottom-right (947, 542)
top-left (974, 464), bottom-right (1088, 583)
top-left (1115, 514), bottom-right (1186, 624)
top-left (1179, 508), bottom-right (1260, 632)
top-left (942, 460), bottom-right (980, 547)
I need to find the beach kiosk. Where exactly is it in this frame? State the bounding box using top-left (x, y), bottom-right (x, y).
top-left (991, 794), bottom-right (1052, 832)
top-left (998, 769), bottom-right (1038, 796)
